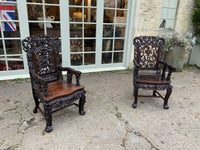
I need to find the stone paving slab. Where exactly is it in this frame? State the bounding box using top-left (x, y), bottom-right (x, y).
top-left (0, 68), bottom-right (200, 150)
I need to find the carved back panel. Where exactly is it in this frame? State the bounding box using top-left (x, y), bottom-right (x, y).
top-left (22, 34), bottom-right (61, 82)
top-left (133, 36), bottom-right (165, 70)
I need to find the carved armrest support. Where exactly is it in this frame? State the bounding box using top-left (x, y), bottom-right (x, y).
top-left (31, 72), bottom-right (48, 97)
top-left (133, 60), bottom-right (140, 80)
top-left (61, 67), bottom-right (82, 86)
top-left (159, 61), bottom-right (176, 81)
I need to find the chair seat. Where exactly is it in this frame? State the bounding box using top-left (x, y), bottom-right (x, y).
top-left (34, 80), bottom-right (84, 101)
top-left (136, 74), bottom-right (170, 85)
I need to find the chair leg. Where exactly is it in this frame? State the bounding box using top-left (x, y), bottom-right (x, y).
top-left (132, 87), bottom-right (138, 108)
top-left (153, 90), bottom-right (156, 96)
top-left (32, 89), bottom-right (39, 114)
top-left (79, 94), bottom-right (86, 115)
top-left (44, 103), bottom-right (53, 133)
top-left (164, 86), bottom-right (172, 109)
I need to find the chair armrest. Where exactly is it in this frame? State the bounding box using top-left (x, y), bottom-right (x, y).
top-left (159, 61), bottom-right (176, 81)
top-left (133, 59), bottom-right (140, 68)
top-left (133, 60), bottom-right (140, 82)
top-left (60, 67), bottom-right (81, 86)
top-left (31, 72), bottom-right (48, 97)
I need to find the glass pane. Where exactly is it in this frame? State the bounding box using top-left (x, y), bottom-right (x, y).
top-left (45, 0), bottom-right (59, 4)
top-left (0, 3), bottom-right (18, 20)
top-left (114, 39), bottom-right (124, 50)
top-left (84, 39), bottom-right (95, 52)
top-left (27, 0), bottom-right (42, 3)
top-left (84, 0), bottom-right (96, 6)
top-left (69, 7), bottom-right (83, 22)
top-left (27, 4), bottom-right (43, 20)
top-left (104, 0), bottom-right (115, 8)
top-left (70, 39), bottom-right (83, 53)
top-left (84, 24), bottom-right (96, 37)
top-left (115, 25), bottom-right (125, 37)
top-left (84, 8), bottom-right (96, 22)
top-left (70, 24), bottom-right (82, 37)
top-left (102, 39), bottom-right (113, 51)
top-left (29, 23), bottom-right (44, 36)
top-left (114, 52), bottom-right (123, 63)
top-left (45, 6), bottom-right (60, 21)
top-left (71, 54), bottom-right (82, 66)
top-left (116, 11), bottom-right (127, 23)
top-left (0, 57), bottom-right (6, 71)
top-left (117, 0), bottom-right (128, 9)
top-left (3, 22), bottom-right (20, 38)
top-left (84, 53), bottom-right (95, 65)
top-left (69, 0), bottom-right (82, 6)
top-left (104, 9), bottom-right (115, 23)
top-left (102, 53), bottom-right (112, 64)
top-left (47, 23), bottom-right (60, 37)
top-left (103, 25), bottom-right (114, 37)
top-left (5, 40), bottom-right (22, 54)
top-left (7, 56), bottom-right (24, 70)
top-left (0, 40), bottom-right (4, 55)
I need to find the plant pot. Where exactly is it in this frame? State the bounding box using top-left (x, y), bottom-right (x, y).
top-left (164, 46), bottom-right (185, 72)
top-left (189, 44), bottom-right (200, 67)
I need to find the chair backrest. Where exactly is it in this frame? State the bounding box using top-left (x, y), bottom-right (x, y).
top-left (133, 36), bottom-right (165, 70)
top-left (22, 34), bottom-right (62, 82)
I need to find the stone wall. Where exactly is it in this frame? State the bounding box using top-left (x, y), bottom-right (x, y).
top-left (129, 0), bottom-right (195, 68)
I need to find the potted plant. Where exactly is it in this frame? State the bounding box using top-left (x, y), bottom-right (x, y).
top-left (189, 0), bottom-right (200, 67)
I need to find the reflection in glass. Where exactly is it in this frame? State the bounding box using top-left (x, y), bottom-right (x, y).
top-left (103, 25), bottom-right (113, 37)
top-left (45, 6), bottom-right (60, 21)
top-left (115, 25), bottom-right (125, 37)
top-left (0, 58), bottom-right (6, 71)
top-left (8, 56), bottom-right (24, 70)
top-left (0, 40), bottom-right (4, 55)
top-left (102, 39), bottom-right (113, 51)
top-left (69, 0), bottom-right (82, 6)
top-left (114, 52), bottom-right (123, 63)
top-left (3, 22), bottom-right (20, 38)
top-left (84, 0), bottom-right (96, 6)
top-left (45, 0), bottom-right (59, 4)
top-left (114, 39), bottom-right (124, 50)
top-left (84, 8), bottom-right (96, 22)
top-left (29, 23), bottom-right (44, 36)
top-left (71, 54), bottom-right (82, 66)
top-left (84, 24), bottom-right (96, 37)
top-left (70, 24), bottom-right (82, 37)
top-left (104, 0), bottom-right (115, 8)
top-left (70, 40), bottom-right (82, 53)
top-left (47, 23), bottom-right (60, 37)
top-left (27, 4), bottom-right (43, 20)
top-left (84, 53), bottom-right (95, 65)
top-left (104, 9), bottom-right (115, 23)
top-left (116, 10), bottom-right (127, 23)
top-left (117, 0), bottom-right (128, 9)
top-left (84, 39), bottom-right (95, 52)
top-left (27, 0), bottom-right (42, 3)
top-left (5, 40), bottom-right (22, 54)
top-left (69, 7), bottom-right (83, 22)
top-left (102, 53), bottom-right (112, 64)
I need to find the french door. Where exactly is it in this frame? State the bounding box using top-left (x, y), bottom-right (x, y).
top-left (0, 0), bottom-right (134, 79)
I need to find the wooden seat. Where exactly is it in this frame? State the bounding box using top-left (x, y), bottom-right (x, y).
top-left (22, 34), bottom-right (86, 132)
top-left (133, 36), bottom-right (176, 109)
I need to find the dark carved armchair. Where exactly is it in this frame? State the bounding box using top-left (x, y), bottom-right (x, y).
top-left (22, 34), bottom-right (86, 132)
top-left (133, 36), bottom-right (176, 109)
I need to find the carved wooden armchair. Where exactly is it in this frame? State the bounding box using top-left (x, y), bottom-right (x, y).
top-left (133, 36), bottom-right (176, 109)
top-left (22, 34), bottom-right (86, 132)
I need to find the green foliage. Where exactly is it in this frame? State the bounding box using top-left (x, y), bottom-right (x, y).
top-left (193, 0), bottom-right (200, 36)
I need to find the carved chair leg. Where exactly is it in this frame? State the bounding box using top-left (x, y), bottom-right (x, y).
top-left (32, 89), bottom-right (39, 114)
top-left (132, 87), bottom-right (139, 108)
top-left (153, 90), bottom-right (156, 96)
top-left (164, 86), bottom-right (172, 109)
top-left (79, 94), bottom-right (86, 115)
top-left (44, 103), bottom-right (53, 132)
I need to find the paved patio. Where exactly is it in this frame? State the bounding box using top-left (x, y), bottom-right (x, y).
top-left (0, 68), bottom-right (200, 150)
